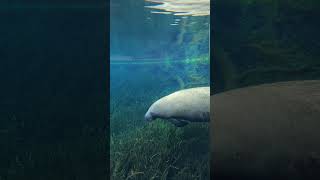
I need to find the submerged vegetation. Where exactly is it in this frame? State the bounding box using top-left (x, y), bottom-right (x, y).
top-left (110, 63), bottom-right (210, 179)
top-left (111, 121), bottom-right (209, 180)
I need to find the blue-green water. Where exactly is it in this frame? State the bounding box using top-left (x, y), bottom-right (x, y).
top-left (110, 0), bottom-right (210, 179)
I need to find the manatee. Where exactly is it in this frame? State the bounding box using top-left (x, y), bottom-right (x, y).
top-left (144, 87), bottom-right (210, 127)
top-left (211, 80), bottom-right (320, 179)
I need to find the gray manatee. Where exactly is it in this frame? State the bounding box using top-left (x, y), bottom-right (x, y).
top-left (144, 87), bottom-right (210, 127)
top-left (211, 80), bottom-right (320, 179)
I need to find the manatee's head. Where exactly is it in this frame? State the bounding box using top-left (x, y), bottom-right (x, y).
top-left (144, 110), bottom-right (154, 122)
top-left (144, 101), bottom-right (160, 122)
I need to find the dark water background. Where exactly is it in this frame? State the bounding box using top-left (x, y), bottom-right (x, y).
top-left (0, 2), bottom-right (108, 179)
top-left (211, 0), bottom-right (320, 179)
top-left (212, 0), bottom-right (320, 93)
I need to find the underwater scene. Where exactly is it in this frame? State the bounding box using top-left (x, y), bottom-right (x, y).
top-left (110, 0), bottom-right (210, 179)
top-left (211, 0), bottom-right (320, 179)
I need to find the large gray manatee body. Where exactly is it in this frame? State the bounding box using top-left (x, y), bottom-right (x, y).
top-left (145, 87), bottom-right (210, 127)
top-left (212, 80), bottom-right (320, 179)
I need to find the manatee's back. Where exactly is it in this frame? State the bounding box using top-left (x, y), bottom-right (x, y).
top-left (156, 87), bottom-right (210, 122)
top-left (211, 80), bottom-right (320, 179)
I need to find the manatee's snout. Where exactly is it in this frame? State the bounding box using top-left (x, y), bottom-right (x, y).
top-left (144, 111), bottom-right (154, 122)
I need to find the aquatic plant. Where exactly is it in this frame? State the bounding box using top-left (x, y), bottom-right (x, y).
top-left (185, 55), bottom-right (209, 65)
top-left (111, 121), bottom-right (209, 180)
top-left (110, 64), bottom-right (209, 179)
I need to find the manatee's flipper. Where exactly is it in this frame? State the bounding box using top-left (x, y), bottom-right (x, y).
top-left (168, 118), bottom-right (189, 127)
